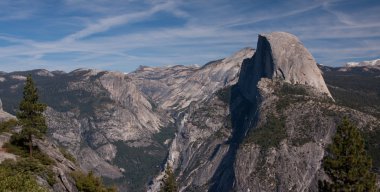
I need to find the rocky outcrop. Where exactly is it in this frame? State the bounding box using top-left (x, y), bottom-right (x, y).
top-left (0, 99), bottom-right (14, 121)
top-left (232, 78), bottom-right (379, 192)
top-left (0, 121), bottom-right (75, 191)
top-left (0, 99), bottom-right (17, 163)
top-left (35, 139), bottom-right (79, 192)
top-left (0, 110), bottom-right (80, 192)
top-left (0, 132), bottom-right (17, 163)
top-left (238, 32), bottom-right (332, 102)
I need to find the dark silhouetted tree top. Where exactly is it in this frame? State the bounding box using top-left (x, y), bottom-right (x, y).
top-left (319, 117), bottom-right (377, 192)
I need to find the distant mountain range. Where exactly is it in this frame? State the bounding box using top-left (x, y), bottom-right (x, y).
top-left (345, 59), bottom-right (380, 68)
top-left (0, 32), bottom-right (379, 192)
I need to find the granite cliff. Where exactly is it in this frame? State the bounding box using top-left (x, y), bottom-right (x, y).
top-left (147, 32), bottom-right (379, 191)
top-left (0, 32), bottom-right (379, 191)
top-left (238, 32), bottom-right (331, 102)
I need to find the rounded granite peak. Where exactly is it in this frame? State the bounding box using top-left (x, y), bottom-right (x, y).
top-left (238, 32), bottom-right (332, 102)
top-left (260, 31), bottom-right (299, 40)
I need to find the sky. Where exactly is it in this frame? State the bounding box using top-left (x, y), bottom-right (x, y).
top-left (0, 0), bottom-right (379, 72)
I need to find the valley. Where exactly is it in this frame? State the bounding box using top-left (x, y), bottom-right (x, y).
top-left (0, 32), bottom-right (379, 192)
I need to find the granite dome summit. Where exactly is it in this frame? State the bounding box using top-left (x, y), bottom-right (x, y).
top-left (1, 32), bottom-right (379, 191)
top-left (239, 32), bottom-right (332, 102)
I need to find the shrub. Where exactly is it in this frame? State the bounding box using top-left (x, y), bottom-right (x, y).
top-left (159, 165), bottom-right (177, 192)
top-left (1, 157), bottom-right (56, 186)
top-left (3, 141), bottom-right (56, 185)
top-left (275, 83), bottom-right (308, 111)
top-left (4, 138), bottom-right (55, 166)
top-left (278, 83), bottom-right (307, 96)
top-left (0, 165), bottom-right (47, 192)
top-left (71, 171), bottom-right (116, 192)
top-left (244, 113), bottom-right (286, 149)
top-left (59, 147), bottom-right (77, 164)
top-left (0, 118), bottom-right (18, 133)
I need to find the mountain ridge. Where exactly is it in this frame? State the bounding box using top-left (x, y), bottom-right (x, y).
top-left (0, 32), bottom-right (379, 191)
top-left (0, 47), bottom-right (255, 191)
top-left (345, 59), bottom-right (380, 68)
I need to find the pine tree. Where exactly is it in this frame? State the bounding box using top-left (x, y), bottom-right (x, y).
top-left (160, 165), bottom-right (177, 192)
top-left (16, 75), bottom-right (47, 158)
top-left (319, 117), bottom-right (377, 192)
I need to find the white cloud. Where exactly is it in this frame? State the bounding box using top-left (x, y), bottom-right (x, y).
top-left (0, 0), bottom-right (379, 72)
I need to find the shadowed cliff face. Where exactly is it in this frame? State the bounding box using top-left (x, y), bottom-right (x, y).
top-left (238, 36), bottom-right (274, 103)
top-left (208, 84), bottom-right (259, 192)
top-left (209, 32), bottom-right (335, 191)
top-left (219, 33), bottom-right (379, 192)
top-left (0, 32), bottom-right (379, 192)
top-left (207, 51), bottom-right (263, 191)
top-left (145, 48), bottom-right (256, 192)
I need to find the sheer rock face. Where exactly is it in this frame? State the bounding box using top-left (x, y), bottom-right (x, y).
top-left (239, 32), bottom-right (331, 103)
top-left (133, 48), bottom-right (255, 192)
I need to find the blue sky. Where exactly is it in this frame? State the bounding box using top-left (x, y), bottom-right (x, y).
top-left (0, 0), bottom-right (379, 72)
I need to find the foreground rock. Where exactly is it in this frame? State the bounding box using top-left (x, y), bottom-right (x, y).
top-left (0, 114), bottom-right (80, 192)
top-left (0, 99), bottom-right (14, 121)
top-left (0, 133), bottom-right (16, 163)
top-left (35, 139), bottom-right (79, 192)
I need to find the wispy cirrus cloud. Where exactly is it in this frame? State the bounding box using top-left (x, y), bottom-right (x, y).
top-left (62, 1), bottom-right (181, 42)
top-left (0, 0), bottom-right (39, 21)
top-left (0, 0), bottom-right (379, 72)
